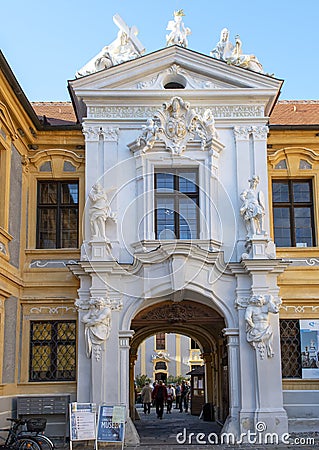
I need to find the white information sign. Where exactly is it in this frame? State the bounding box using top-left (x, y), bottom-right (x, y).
top-left (69, 402), bottom-right (97, 445)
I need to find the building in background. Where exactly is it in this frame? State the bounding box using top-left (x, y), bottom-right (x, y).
top-left (0, 14), bottom-right (319, 441)
top-left (134, 333), bottom-right (202, 382)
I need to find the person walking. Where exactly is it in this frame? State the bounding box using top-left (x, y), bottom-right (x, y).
top-left (179, 380), bottom-right (190, 413)
top-left (175, 383), bottom-right (181, 409)
top-left (152, 380), bottom-right (167, 419)
top-left (166, 384), bottom-right (175, 414)
top-left (141, 382), bottom-right (153, 414)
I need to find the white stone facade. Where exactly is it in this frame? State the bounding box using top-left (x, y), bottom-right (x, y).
top-left (69, 45), bottom-right (288, 439)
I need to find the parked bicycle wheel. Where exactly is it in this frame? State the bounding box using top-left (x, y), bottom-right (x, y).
top-left (31, 435), bottom-right (54, 450)
top-left (17, 437), bottom-right (41, 450)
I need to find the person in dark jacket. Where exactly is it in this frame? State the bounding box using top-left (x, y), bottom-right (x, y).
top-left (152, 380), bottom-right (167, 419)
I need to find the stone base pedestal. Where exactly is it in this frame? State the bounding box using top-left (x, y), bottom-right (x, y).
top-left (242, 234), bottom-right (276, 260)
top-left (90, 239), bottom-right (113, 261)
top-left (124, 416), bottom-right (140, 445)
top-left (254, 408), bottom-right (289, 437)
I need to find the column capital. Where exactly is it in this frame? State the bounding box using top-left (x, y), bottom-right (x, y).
top-left (201, 352), bottom-right (213, 363)
top-left (119, 330), bottom-right (135, 348)
top-left (83, 124), bottom-right (119, 142)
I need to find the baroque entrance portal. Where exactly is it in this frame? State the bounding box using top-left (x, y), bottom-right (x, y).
top-left (69, 17), bottom-right (289, 439)
top-left (129, 299), bottom-right (227, 421)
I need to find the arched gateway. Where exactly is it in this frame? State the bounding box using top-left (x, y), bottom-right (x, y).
top-left (129, 299), bottom-right (227, 421)
top-left (69, 14), bottom-right (288, 443)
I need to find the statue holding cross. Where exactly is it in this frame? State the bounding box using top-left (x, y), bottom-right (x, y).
top-left (76, 14), bottom-right (145, 77)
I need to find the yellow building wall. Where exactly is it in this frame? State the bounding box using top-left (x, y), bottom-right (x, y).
top-left (268, 128), bottom-right (319, 390)
top-left (0, 68), bottom-right (84, 398)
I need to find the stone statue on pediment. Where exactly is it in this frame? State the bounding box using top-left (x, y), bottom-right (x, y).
top-left (76, 14), bottom-right (145, 77)
top-left (166, 10), bottom-right (191, 48)
top-left (211, 29), bottom-right (263, 73)
top-left (228, 35), bottom-right (263, 73)
top-left (210, 28), bottom-right (234, 60)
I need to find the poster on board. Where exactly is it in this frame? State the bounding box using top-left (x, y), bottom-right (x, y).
top-left (97, 405), bottom-right (125, 443)
top-left (300, 319), bottom-right (319, 379)
top-left (69, 402), bottom-right (97, 442)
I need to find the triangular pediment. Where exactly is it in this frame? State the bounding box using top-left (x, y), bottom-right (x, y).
top-left (69, 46), bottom-right (283, 120)
top-left (70, 45), bottom-right (282, 92)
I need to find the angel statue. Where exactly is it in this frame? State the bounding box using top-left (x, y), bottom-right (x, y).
top-left (166, 10), bottom-right (191, 48)
top-left (137, 118), bottom-right (159, 152)
top-left (240, 175), bottom-right (265, 238)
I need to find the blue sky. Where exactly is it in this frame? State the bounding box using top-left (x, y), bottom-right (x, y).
top-left (1, 0), bottom-right (318, 101)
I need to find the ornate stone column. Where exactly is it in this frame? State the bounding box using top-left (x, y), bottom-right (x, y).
top-left (129, 353), bottom-right (138, 418)
top-left (201, 352), bottom-right (214, 403)
top-left (239, 259), bottom-right (289, 436)
top-left (119, 330), bottom-right (135, 409)
top-left (222, 328), bottom-right (240, 436)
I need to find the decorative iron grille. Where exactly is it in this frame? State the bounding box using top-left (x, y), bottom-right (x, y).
top-left (280, 319), bottom-right (302, 378)
top-left (30, 320), bottom-right (76, 381)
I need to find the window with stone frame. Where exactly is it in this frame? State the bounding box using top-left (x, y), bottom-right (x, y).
top-left (36, 180), bottom-right (79, 248)
top-left (29, 320), bottom-right (76, 382)
top-left (280, 319), bottom-right (302, 379)
top-left (154, 169), bottom-right (199, 239)
top-left (272, 179), bottom-right (315, 247)
top-left (155, 333), bottom-right (166, 350)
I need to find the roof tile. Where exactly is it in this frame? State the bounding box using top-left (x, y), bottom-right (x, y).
top-left (31, 102), bottom-right (77, 126)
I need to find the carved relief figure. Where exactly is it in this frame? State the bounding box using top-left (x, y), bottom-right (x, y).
top-left (89, 183), bottom-right (116, 240)
top-left (245, 295), bottom-right (280, 358)
top-left (240, 175), bottom-right (265, 238)
top-left (82, 297), bottom-right (112, 359)
top-left (166, 10), bottom-right (191, 48)
top-left (210, 28), bottom-right (234, 60)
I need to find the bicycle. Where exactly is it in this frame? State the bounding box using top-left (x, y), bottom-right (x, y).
top-left (0, 418), bottom-right (41, 450)
top-left (16, 419), bottom-right (54, 450)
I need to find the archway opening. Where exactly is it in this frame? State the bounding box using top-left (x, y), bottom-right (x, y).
top-left (129, 299), bottom-right (229, 429)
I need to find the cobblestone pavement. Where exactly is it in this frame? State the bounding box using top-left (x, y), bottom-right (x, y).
top-left (55, 406), bottom-right (319, 449)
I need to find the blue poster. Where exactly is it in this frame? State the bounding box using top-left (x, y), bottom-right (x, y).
top-left (97, 405), bottom-right (125, 443)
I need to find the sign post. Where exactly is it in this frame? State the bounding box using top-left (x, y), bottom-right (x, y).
top-left (69, 402), bottom-right (97, 450)
top-left (97, 404), bottom-right (126, 450)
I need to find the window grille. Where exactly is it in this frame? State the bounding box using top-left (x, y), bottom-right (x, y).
top-left (30, 320), bottom-right (76, 382)
top-left (280, 319), bottom-right (302, 378)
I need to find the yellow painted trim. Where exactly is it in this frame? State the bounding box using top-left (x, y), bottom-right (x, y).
top-left (176, 334), bottom-right (181, 376)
